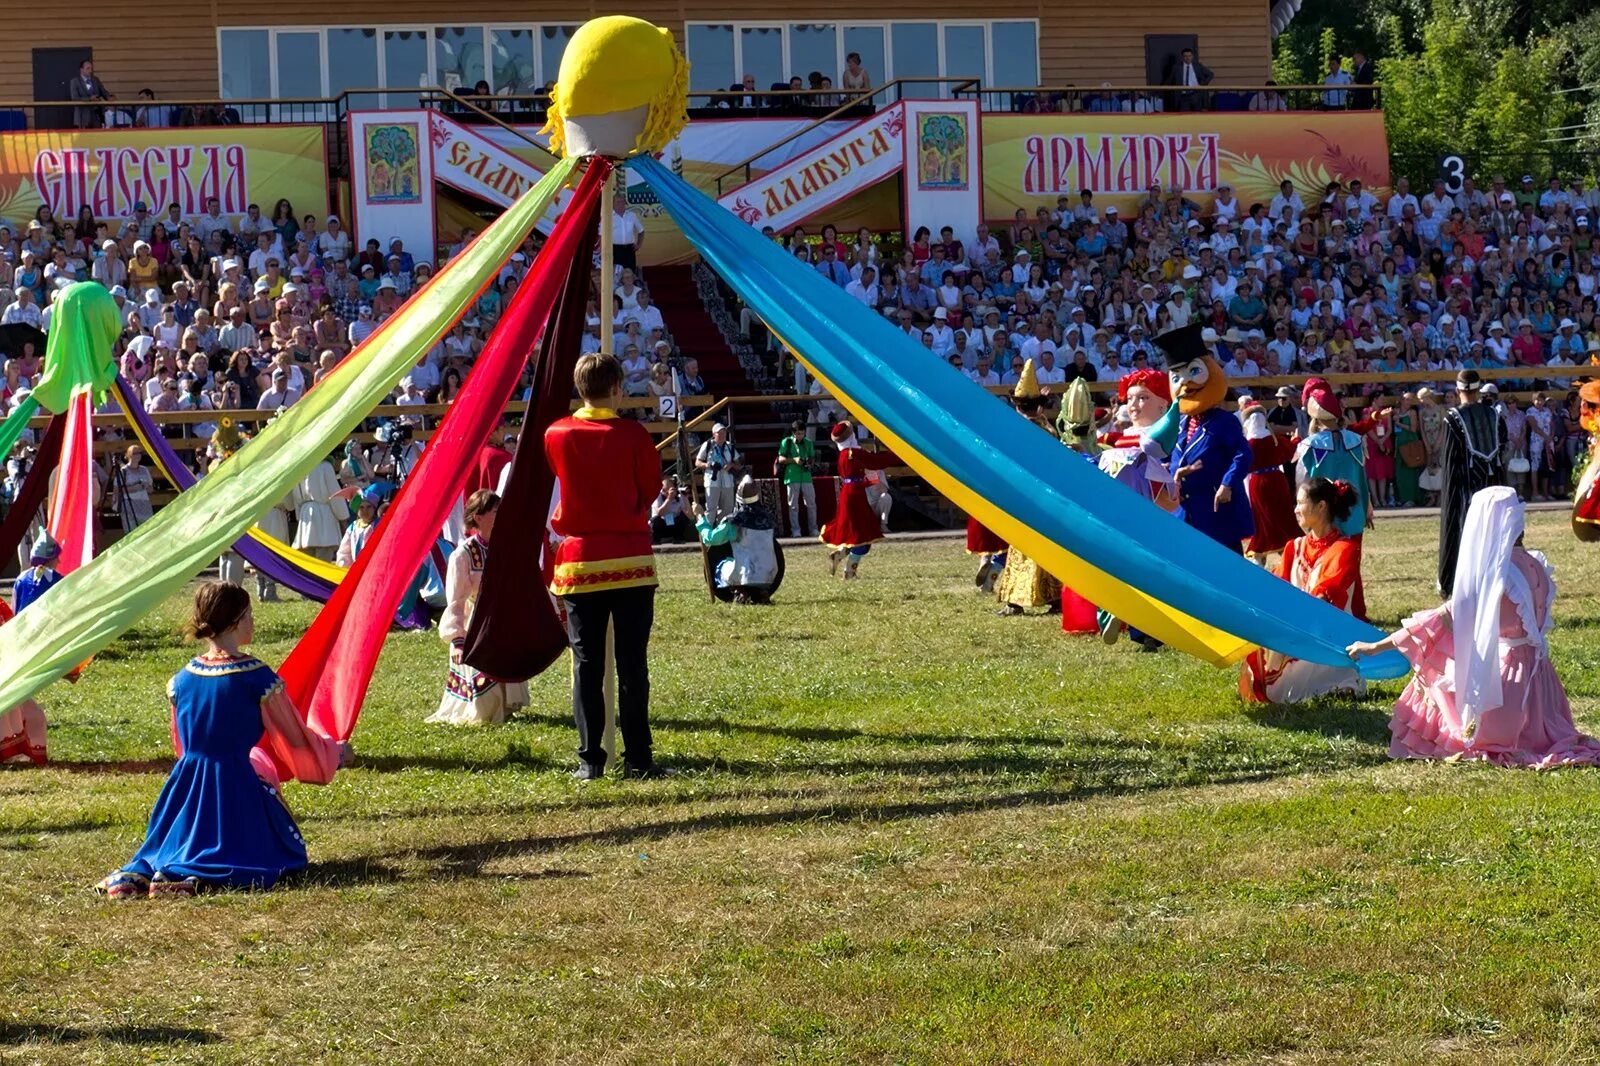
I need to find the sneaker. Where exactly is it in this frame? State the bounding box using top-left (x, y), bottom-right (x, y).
top-left (148, 873), bottom-right (200, 898)
top-left (94, 871), bottom-right (150, 900)
top-left (622, 761), bottom-right (675, 780)
top-left (571, 763), bottom-right (604, 782)
top-left (1098, 611), bottom-right (1122, 646)
top-left (828, 550), bottom-right (843, 576)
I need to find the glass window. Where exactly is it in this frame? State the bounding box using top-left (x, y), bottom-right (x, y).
top-left (740, 26), bottom-right (785, 91)
top-left (435, 27), bottom-right (485, 93)
top-left (219, 30), bottom-right (271, 99)
top-left (890, 22), bottom-right (938, 97)
top-left (490, 28), bottom-right (537, 94)
top-left (789, 24), bottom-right (838, 93)
top-left (275, 31), bottom-right (323, 98)
top-left (327, 28), bottom-right (379, 101)
top-left (842, 26), bottom-right (884, 93)
top-left (990, 21), bottom-right (1038, 86)
top-left (539, 25), bottom-right (577, 89)
top-left (383, 29), bottom-right (429, 108)
top-left (942, 24), bottom-right (986, 88)
top-left (686, 24), bottom-right (734, 92)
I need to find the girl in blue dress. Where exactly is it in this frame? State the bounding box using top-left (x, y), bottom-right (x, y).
top-left (97, 582), bottom-right (339, 899)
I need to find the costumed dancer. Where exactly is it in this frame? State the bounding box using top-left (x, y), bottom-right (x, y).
top-left (1350, 487), bottom-right (1600, 768)
top-left (821, 419), bottom-right (897, 581)
top-left (336, 486), bottom-right (383, 567)
top-left (996, 363), bottom-right (1065, 616)
top-left (1293, 378), bottom-right (1371, 619)
top-left (965, 516), bottom-right (1007, 595)
top-left (1239, 478), bottom-right (1366, 703)
top-left (95, 582), bottom-right (342, 898)
top-left (694, 476), bottom-right (781, 604)
top-left (1569, 380), bottom-right (1599, 541)
top-left (253, 488), bottom-right (295, 602)
top-left (292, 454), bottom-right (345, 562)
top-left (1436, 369), bottom-right (1507, 595)
top-left (1156, 322), bottom-right (1254, 552)
top-left (545, 354), bottom-right (666, 781)
top-left (1094, 369), bottom-right (1175, 648)
top-left (427, 490), bottom-right (530, 726)
top-left (0, 531), bottom-right (61, 765)
top-left (1239, 395), bottom-right (1300, 565)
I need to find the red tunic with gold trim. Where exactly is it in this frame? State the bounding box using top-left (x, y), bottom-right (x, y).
top-left (965, 516), bottom-right (1006, 555)
top-left (543, 407), bottom-right (660, 595)
top-left (1244, 433), bottom-right (1300, 556)
top-left (822, 448), bottom-right (897, 550)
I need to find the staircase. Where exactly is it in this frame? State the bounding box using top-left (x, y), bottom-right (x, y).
top-left (647, 264), bottom-right (749, 396)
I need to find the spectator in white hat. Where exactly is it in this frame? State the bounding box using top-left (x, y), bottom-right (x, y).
top-left (695, 422), bottom-right (743, 524)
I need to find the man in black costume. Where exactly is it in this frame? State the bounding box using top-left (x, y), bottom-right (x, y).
top-left (1437, 370), bottom-right (1506, 595)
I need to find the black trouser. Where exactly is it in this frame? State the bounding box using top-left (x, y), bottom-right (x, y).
top-left (563, 586), bottom-right (655, 771)
top-left (651, 517), bottom-right (694, 543)
top-left (612, 243), bottom-right (637, 273)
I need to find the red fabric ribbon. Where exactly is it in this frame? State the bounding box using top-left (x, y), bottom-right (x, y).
top-left (275, 159), bottom-right (610, 750)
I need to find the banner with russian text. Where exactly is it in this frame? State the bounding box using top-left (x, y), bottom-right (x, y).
top-left (0, 125), bottom-right (329, 224)
top-left (981, 111), bottom-right (1391, 222)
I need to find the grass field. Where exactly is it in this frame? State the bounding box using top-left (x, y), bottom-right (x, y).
top-left (3, 511), bottom-right (1600, 1064)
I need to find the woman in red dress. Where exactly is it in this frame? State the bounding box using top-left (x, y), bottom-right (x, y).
top-left (1239, 477), bottom-right (1366, 703)
top-left (821, 421), bottom-right (897, 580)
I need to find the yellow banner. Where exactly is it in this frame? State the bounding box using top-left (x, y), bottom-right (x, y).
top-left (981, 111), bottom-right (1391, 222)
top-left (0, 126), bottom-right (328, 223)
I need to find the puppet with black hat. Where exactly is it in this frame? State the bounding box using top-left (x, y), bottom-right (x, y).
top-left (1152, 323), bottom-right (1254, 551)
top-left (1438, 369), bottom-right (1507, 595)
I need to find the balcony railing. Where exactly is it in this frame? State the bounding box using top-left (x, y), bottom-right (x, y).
top-left (964, 83), bottom-right (1383, 115)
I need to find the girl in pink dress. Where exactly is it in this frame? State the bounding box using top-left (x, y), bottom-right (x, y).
top-left (1348, 487), bottom-right (1600, 768)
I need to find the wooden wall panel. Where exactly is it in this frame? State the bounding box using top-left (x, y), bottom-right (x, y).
top-left (1, 1), bottom-right (1270, 104)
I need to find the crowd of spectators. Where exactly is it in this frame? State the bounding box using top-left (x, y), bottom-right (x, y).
top-left (762, 168), bottom-right (1600, 505)
top-left (0, 191), bottom-right (684, 503)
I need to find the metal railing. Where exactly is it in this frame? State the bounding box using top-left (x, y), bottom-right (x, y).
top-left (963, 82), bottom-right (1383, 115)
top-left (712, 78), bottom-right (981, 197)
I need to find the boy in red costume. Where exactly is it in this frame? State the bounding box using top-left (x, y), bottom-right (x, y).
top-left (1238, 394), bottom-right (1300, 564)
top-left (821, 420), bottom-right (897, 580)
top-left (544, 354), bottom-right (667, 780)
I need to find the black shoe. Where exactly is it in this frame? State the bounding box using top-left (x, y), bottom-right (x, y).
top-left (622, 761), bottom-right (674, 780)
top-left (571, 763), bottom-right (604, 782)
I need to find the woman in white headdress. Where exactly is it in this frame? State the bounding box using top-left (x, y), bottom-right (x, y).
top-left (1348, 486), bottom-right (1600, 767)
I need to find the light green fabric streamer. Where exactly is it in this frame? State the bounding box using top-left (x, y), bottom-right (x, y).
top-left (0, 393), bottom-right (41, 460)
top-left (0, 156), bottom-right (577, 710)
top-left (32, 282), bottom-right (121, 412)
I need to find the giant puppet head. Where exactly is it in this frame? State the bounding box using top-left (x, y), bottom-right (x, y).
top-left (1301, 376), bottom-right (1343, 428)
top-left (1153, 322), bottom-right (1226, 417)
top-left (540, 16), bottom-right (689, 159)
top-left (1117, 368), bottom-right (1170, 429)
top-left (1058, 376), bottom-right (1101, 455)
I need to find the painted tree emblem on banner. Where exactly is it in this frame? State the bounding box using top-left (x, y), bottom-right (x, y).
top-left (916, 113), bottom-right (968, 191)
top-left (365, 123), bottom-right (422, 205)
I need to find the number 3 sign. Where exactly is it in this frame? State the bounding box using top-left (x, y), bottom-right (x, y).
top-left (1437, 154), bottom-right (1466, 196)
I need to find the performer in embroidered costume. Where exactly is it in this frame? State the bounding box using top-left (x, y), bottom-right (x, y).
top-left (1239, 395), bottom-right (1300, 564)
top-left (0, 531), bottom-right (62, 764)
top-left (1350, 487), bottom-right (1600, 768)
top-left (695, 476), bottom-right (780, 604)
top-left (1095, 369), bottom-right (1174, 648)
top-left (428, 490), bottom-right (530, 726)
top-left (1293, 378), bottom-right (1371, 619)
top-left (1240, 478), bottom-right (1366, 704)
top-left (96, 582), bottom-right (342, 898)
top-left (821, 420), bottom-right (897, 581)
top-left (1156, 323), bottom-right (1253, 552)
top-left (336, 486), bottom-right (383, 568)
top-left (1570, 380), bottom-right (1600, 542)
top-left (1437, 369), bottom-right (1506, 595)
top-left (544, 354), bottom-right (664, 780)
top-left (996, 363), bottom-right (1064, 615)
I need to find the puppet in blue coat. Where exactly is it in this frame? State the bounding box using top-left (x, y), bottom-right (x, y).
top-left (1150, 323), bottom-right (1254, 551)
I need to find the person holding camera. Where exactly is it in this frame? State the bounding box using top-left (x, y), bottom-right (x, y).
top-left (776, 419), bottom-right (819, 537)
top-left (651, 475), bottom-right (693, 543)
top-left (695, 422), bottom-right (742, 524)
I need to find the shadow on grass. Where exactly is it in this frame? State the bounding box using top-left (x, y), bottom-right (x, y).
top-left (1243, 698), bottom-right (1393, 745)
top-left (515, 709), bottom-right (1074, 750)
top-left (49, 758), bottom-right (176, 775)
top-left (0, 1022), bottom-right (221, 1046)
top-left (312, 743), bottom-right (1388, 885)
top-left (351, 747), bottom-right (562, 774)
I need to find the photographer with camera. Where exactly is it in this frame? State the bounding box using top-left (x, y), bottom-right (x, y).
top-left (651, 475), bottom-right (693, 543)
top-left (695, 422), bottom-right (742, 524)
top-left (776, 419), bottom-right (819, 537)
